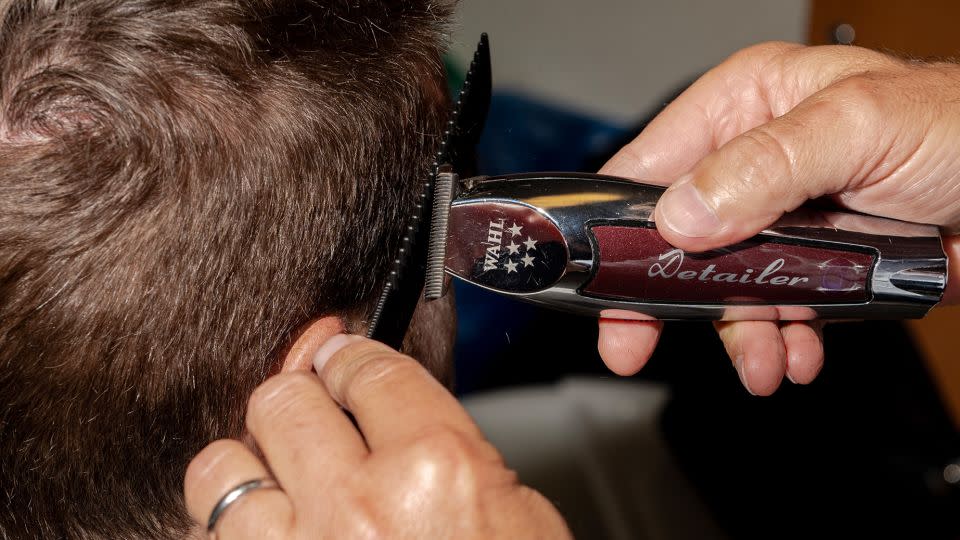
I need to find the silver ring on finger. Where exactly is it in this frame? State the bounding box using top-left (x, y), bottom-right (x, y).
top-left (207, 478), bottom-right (283, 539)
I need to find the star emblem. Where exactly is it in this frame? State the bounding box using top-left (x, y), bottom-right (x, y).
top-left (504, 260), bottom-right (519, 274)
top-left (521, 253), bottom-right (536, 267)
top-left (523, 237), bottom-right (537, 251)
top-left (508, 223), bottom-right (523, 237)
top-left (506, 241), bottom-right (521, 255)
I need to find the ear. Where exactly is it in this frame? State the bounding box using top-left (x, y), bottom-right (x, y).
top-left (280, 316), bottom-right (346, 372)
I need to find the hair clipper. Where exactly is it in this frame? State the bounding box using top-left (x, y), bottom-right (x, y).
top-left (424, 171), bottom-right (947, 321)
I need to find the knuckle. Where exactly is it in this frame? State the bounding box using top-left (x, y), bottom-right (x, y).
top-left (246, 372), bottom-right (317, 421)
top-left (412, 433), bottom-right (484, 492)
top-left (403, 427), bottom-right (516, 504)
top-left (327, 339), bottom-right (399, 378)
top-left (417, 426), bottom-right (476, 456)
top-left (831, 72), bottom-right (881, 100)
top-left (337, 495), bottom-right (388, 539)
top-left (728, 127), bottom-right (796, 197)
top-left (823, 73), bottom-right (886, 124)
top-left (337, 348), bottom-right (420, 403)
top-left (408, 426), bottom-right (504, 477)
top-left (727, 41), bottom-right (801, 67)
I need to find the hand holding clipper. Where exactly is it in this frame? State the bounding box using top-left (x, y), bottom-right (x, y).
top-left (593, 42), bottom-right (960, 391)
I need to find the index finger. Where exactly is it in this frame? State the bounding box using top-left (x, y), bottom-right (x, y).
top-left (600, 42), bottom-right (889, 183)
top-left (244, 371), bottom-right (369, 500)
top-left (313, 335), bottom-right (484, 450)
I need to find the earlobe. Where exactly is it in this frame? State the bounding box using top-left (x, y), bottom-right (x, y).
top-left (280, 316), bottom-right (346, 372)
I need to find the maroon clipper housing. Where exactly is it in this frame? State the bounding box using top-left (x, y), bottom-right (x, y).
top-left (437, 173), bottom-right (946, 321)
top-left (585, 226), bottom-right (874, 305)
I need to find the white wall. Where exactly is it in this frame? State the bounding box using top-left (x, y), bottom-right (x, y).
top-left (450, 0), bottom-right (808, 124)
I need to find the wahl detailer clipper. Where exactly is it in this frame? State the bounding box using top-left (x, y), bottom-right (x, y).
top-left (424, 171), bottom-right (947, 321)
top-left (368, 34), bottom-right (947, 350)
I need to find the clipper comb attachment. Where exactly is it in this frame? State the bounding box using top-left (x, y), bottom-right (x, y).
top-left (366, 34), bottom-right (491, 349)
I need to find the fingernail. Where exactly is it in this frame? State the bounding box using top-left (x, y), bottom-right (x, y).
top-left (312, 334), bottom-right (365, 373)
top-left (785, 351), bottom-right (803, 384)
top-left (785, 357), bottom-right (799, 384)
top-left (658, 175), bottom-right (722, 238)
top-left (735, 355), bottom-right (757, 396)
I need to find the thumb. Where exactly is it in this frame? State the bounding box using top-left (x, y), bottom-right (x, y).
top-left (653, 76), bottom-right (907, 252)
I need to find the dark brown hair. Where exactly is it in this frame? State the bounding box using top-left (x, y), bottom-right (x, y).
top-left (0, 1), bottom-right (452, 537)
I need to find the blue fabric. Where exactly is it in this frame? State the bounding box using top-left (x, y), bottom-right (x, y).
top-left (475, 92), bottom-right (627, 175)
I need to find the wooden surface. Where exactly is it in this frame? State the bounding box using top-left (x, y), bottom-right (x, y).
top-left (809, 0), bottom-right (960, 428)
top-left (909, 308), bottom-right (960, 428)
top-left (809, 0), bottom-right (960, 58)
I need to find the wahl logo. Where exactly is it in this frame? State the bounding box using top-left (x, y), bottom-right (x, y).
top-left (482, 219), bottom-right (539, 273)
top-left (649, 248), bottom-right (811, 287)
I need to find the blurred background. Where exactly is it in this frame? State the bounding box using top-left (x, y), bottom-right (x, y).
top-left (442, 1), bottom-right (960, 539)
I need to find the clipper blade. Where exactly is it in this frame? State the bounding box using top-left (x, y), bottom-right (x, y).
top-left (424, 167), bottom-right (457, 300)
top-left (365, 33), bottom-right (490, 348)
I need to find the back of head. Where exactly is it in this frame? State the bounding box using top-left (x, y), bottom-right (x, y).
top-left (0, 0), bottom-right (452, 537)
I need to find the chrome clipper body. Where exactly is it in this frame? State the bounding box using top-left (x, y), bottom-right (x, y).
top-left (428, 172), bottom-right (946, 321)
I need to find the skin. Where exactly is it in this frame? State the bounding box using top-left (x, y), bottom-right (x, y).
top-left (184, 334), bottom-right (571, 539)
top-left (182, 41), bottom-right (960, 537)
top-left (599, 42), bottom-right (960, 396)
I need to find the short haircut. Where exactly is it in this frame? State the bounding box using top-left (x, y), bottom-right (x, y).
top-left (0, 1), bottom-right (452, 537)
